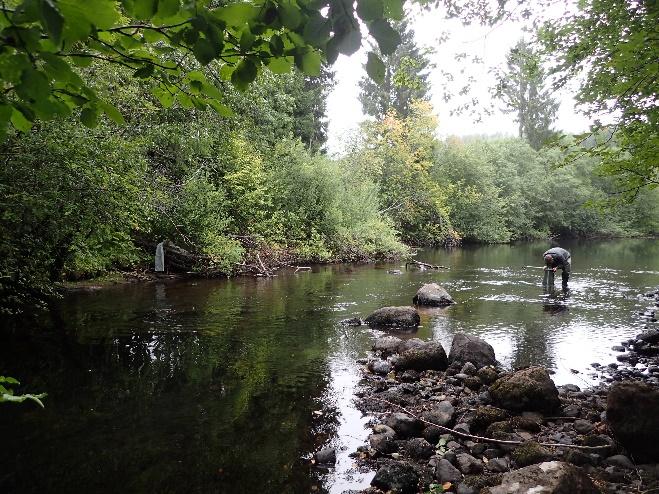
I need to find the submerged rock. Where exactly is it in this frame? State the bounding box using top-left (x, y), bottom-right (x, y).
top-left (448, 333), bottom-right (497, 369)
top-left (412, 283), bottom-right (455, 306)
top-left (364, 306), bottom-right (420, 329)
top-left (490, 366), bottom-right (560, 413)
top-left (482, 461), bottom-right (599, 494)
top-left (607, 381), bottom-right (659, 462)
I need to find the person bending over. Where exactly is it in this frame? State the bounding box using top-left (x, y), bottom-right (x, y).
top-left (543, 247), bottom-right (571, 285)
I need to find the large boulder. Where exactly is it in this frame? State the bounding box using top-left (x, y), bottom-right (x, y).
top-left (394, 341), bottom-right (448, 371)
top-left (490, 367), bottom-right (560, 413)
top-left (371, 462), bottom-right (419, 494)
top-left (448, 333), bottom-right (497, 369)
top-left (413, 283), bottom-right (455, 306)
top-left (607, 381), bottom-right (659, 462)
top-left (482, 461), bottom-right (599, 494)
top-left (385, 413), bottom-right (423, 438)
top-left (373, 336), bottom-right (404, 356)
top-left (364, 306), bottom-right (420, 329)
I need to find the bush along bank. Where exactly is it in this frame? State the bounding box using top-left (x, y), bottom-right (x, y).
top-left (328, 291), bottom-right (659, 494)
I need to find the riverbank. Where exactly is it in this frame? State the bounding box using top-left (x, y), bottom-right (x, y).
top-left (333, 288), bottom-right (659, 494)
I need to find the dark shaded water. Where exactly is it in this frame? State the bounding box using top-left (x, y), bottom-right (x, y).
top-left (1, 239), bottom-right (658, 493)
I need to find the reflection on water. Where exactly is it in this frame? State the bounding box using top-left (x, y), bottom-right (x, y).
top-left (1, 239), bottom-right (658, 493)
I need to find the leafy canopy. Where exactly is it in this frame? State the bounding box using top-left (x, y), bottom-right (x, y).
top-left (0, 0), bottom-right (404, 137)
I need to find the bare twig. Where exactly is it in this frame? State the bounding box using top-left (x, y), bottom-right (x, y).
top-left (366, 396), bottom-right (611, 451)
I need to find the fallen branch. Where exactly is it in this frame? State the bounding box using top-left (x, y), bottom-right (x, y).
top-left (295, 266), bottom-right (312, 272)
top-left (366, 396), bottom-right (611, 451)
top-left (405, 260), bottom-right (449, 270)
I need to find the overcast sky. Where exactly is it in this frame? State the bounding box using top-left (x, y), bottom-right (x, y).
top-left (325, 5), bottom-right (593, 155)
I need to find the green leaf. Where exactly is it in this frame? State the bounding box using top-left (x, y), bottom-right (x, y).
top-left (59, 0), bottom-right (120, 40)
top-left (383, 0), bottom-right (404, 20)
top-left (151, 86), bottom-right (175, 107)
top-left (201, 82), bottom-right (222, 101)
top-left (279, 1), bottom-right (302, 30)
top-left (99, 101), bottom-right (125, 124)
top-left (193, 37), bottom-right (217, 65)
top-left (80, 105), bottom-right (100, 128)
top-left (296, 50), bottom-right (321, 76)
top-left (131, 0), bottom-right (158, 19)
top-left (231, 59), bottom-right (258, 91)
top-left (302, 14), bottom-right (331, 47)
top-left (208, 99), bottom-right (234, 117)
top-left (335, 28), bottom-right (362, 56)
top-left (0, 376), bottom-right (20, 385)
top-left (240, 29), bottom-right (255, 51)
top-left (41, 53), bottom-right (83, 86)
top-left (39, 0), bottom-right (64, 44)
top-left (267, 56), bottom-right (293, 74)
top-left (10, 107), bottom-right (33, 132)
top-left (0, 105), bottom-right (11, 140)
top-left (157, 0), bottom-right (180, 18)
top-left (212, 3), bottom-right (258, 25)
top-left (368, 19), bottom-right (400, 55)
top-left (366, 51), bottom-right (385, 83)
top-left (357, 0), bottom-right (384, 22)
top-left (269, 34), bottom-right (284, 56)
top-left (133, 64), bottom-right (155, 78)
top-left (16, 68), bottom-right (50, 102)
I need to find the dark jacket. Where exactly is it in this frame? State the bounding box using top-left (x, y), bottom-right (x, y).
top-left (543, 247), bottom-right (571, 268)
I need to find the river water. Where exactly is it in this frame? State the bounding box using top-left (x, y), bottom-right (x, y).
top-left (1, 239), bottom-right (658, 493)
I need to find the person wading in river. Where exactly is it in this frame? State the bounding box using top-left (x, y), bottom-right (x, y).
top-left (543, 247), bottom-right (571, 286)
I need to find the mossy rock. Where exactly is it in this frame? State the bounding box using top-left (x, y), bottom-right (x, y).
top-left (511, 441), bottom-right (551, 467)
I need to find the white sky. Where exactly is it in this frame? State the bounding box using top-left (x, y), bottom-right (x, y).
top-left (325, 5), bottom-right (593, 155)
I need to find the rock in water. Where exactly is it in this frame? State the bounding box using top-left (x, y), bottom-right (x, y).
top-left (413, 283), bottom-right (455, 306)
top-left (448, 333), bottom-right (497, 369)
top-left (314, 447), bottom-right (336, 465)
top-left (490, 367), bottom-right (560, 413)
top-left (371, 462), bottom-right (419, 494)
top-left (483, 461), bottom-right (598, 494)
top-left (394, 341), bottom-right (448, 371)
top-left (607, 381), bottom-right (659, 462)
top-left (373, 336), bottom-right (404, 356)
top-left (364, 306), bottom-right (420, 329)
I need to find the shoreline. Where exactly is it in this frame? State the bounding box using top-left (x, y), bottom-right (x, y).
top-left (319, 289), bottom-right (659, 494)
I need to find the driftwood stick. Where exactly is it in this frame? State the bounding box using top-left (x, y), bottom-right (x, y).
top-left (405, 260), bottom-right (449, 270)
top-left (366, 396), bottom-right (611, 451)
top-left (256, 253), bottom-right (271, 277)
top-left (295, 266), bottom-right (312, 272)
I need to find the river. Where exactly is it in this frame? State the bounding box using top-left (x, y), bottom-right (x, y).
top-left (1, 239), bottom-right (658, 493)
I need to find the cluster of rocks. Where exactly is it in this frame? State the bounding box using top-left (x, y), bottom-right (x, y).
top-left (342, 331), bottom-right (659, 494)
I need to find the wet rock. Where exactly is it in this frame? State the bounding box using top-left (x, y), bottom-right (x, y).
top-left (315, 447), bottom-right (336, 464)
top-left (471, 406), bottom-right (510, 431)
top-left (573, 419), bottom-right (594, 434)
top-left (365, 306), bottom-right (420, 329)
top-left (385, 413), bottom-right (423, 439)
top-left (482, 461), bottom-right (599, 494)
top-left (340, 317), bottom-right (362, 326)
top-left (607, 381), bottom-right (659, 461)
top-left (454, 422), bottom-right (471, 434)
top-left (406, 438), bottom-right (434, 460)
top-left (435, 458), bottom-right (462, 483)
top-left (603, 454), bottom-right (635, 469)
top-left (422, 426), bottom-right (443, 444)
top-left (511, 441), bottom-right (551, 467)
top-left (369, 360), bottom-right (392, 375)
top-left (373, 336), bottom-right (404, 356)
top-left (636, 329), bottom-right (659, 345)
top-left (563, 449), bottom-right (592, 466)
top-left (371, 462), bottom-right (419, 494)
top-left (461, 362), bottom-right (478, 376)
top-left (370, 433), bottom-right (396, 454)
top-left (464, 376), bottom-right (482, 390)
top-left (456, 484), bottom-right (477, 494)
top-left (412, 283), bottom-right (455, 306)
top-left (421, 401), bottom-right (455, 427)
top-left (483, 448), bottom-right (503, 460)
top-left (394, 341), bottom-right (448, 371)
top-left (511, 416), bottom-right (541, 433)
top-left (612, 345), bottom-right (626, 352)
top-left (373, 424), bottom-right (396, 436)
top-left (486, 457), bottom-right (510, 473)
top-left (400, 370), bottom-right (420, 382)
top-left (490, 366), bottom-right (560, 413)
top-left (456, 453), bottom-right (484, 474)
top-left (448, 333), bottom-right (497, 369)
top-left (477, 366), bottom-right (499, 385)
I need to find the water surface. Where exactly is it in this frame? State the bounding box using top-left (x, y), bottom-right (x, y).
top-left (1, 239), bottom-right (658, 493)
